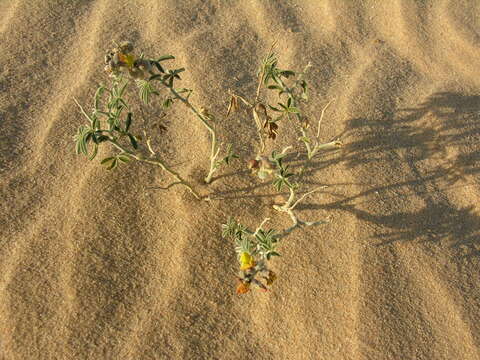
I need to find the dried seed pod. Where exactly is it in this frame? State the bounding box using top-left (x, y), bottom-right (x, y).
top-left (301, 117), bottom-right (310, 129)
top-left (236, 279), bottom-right (250, 294)
top-left (264, 121), bottom-right (278, 140)
top-left (247, 159), bottom-right (260, 171)
top-left (265, 270), bottom-right (277, 285)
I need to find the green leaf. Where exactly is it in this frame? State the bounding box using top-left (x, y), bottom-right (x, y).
top-left (222, 144), bottom-right (238, 165)
top-left (299, 79), bottom-right (307, 91)
top-left (172, 67), bottom-right (185, 79)
top-left (93, 86), bottom-right (105, 110)
top-left (280, 70), bottom-right (295, 78)
top-left (118, 155), bottom-right (130, 163)
top-left (149, 74), bottom-right (163, 81)
top-left (118, 98), bottom-right (129, 109)
top-left (125, 112), bottom-right (132, 132)
top-left (267, 85), bottom-right (283, 91)
top-left (118, 81), bottom-right (128, 98)
top-left (175, 88), bottom-right (191, 93)
top-left (106, 158), bottom-right (118, 170)
top-left (268, 105), bottom-right (281, 112)
top-left (128, 134), bottom-right (138, 149)
top-left (88, 144), bottom-right (98, 161)
top-left (163, 98), bottom-right (173, 109)
top-left (101, 157), bottom-right (115, 165)
top-left (266, 251), bottom-right (281, 260)
top-left (152, 61), bottom-right (165, 73)
top-left (288, 107), bottom-right (300, 113)
top-left (299, 136), bottom-right (310, 144)
top-left (157, 55), bottom-right (175, 62)
top-left (91, 117), bottom-right (99, 130)
top-left (75, 140), bottom-right (82, 155)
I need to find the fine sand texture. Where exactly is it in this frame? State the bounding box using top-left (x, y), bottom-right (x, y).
top-left (1, 1), bottom-right (480, 359)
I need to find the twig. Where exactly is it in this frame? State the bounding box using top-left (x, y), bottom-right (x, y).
top-left (316, 99), bottom-right (334, 139)
top-left (107, 139), bottom-right (202, 199)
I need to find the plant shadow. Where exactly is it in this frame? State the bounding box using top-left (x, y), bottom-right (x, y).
top-left (300, 92), bottom-right (480, 258)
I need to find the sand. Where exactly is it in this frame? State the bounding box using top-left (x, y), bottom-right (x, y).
top-left (1, 0), bottom-right (480, 359)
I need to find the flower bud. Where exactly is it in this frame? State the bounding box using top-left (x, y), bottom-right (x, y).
top-left (119, 41), bottom-right (133, 53)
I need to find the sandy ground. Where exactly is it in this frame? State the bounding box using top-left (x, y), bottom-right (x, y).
top-left (1, 0), bottom-right (480, 359)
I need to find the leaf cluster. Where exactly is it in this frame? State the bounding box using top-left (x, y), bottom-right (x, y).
top-left (137, 55), bottom-right (185, 105)
top-left (74, 76), bottom-right (141, 168)
top-left (271, 150), bottom-right (295, 192)
top-left (222, 218), bottom-right (280, 261)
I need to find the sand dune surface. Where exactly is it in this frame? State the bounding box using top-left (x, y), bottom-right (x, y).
top-left (1, 1), bottom-right (480, 359)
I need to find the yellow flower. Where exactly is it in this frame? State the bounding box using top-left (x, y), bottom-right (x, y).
top-left (118, 53), bottom-right (136, 68)
top-left (239, 252), bottom-right (255, 270)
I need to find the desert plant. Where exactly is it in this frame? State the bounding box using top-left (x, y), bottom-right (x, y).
top-left (226, 44), bottom-right (295, 157)
top-left (231, 144), bottom-right (330, 294)
top-left (298, 100), bottom-right (343, 160)
top-left (73, 41), bottom-right (337, 294)
top-left (222, 198), bottom-right (329, 294)
top-left (222, 217), bottom-right (279, 294)
top-left (73, 74), bottom-right (202, 199)
top-left (73, 41), bottom-right (236, 199)
top-left (269, 148), bottom-right (329, 234)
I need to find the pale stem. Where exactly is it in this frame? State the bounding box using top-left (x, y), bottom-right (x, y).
top-left (290, 186), bottom-right (327, 210)
top-left (273, 185), bottom-right (329, 238)
top-left (254, 218), bottom-right (271, 237)
top-left (107, 139), bottom-right (202, 200)
top-left (316, 99), bottom-right (334, 139)
top-left (252, 107), bottom-right (266, 155)
top-left (280, 145), bottom-right (293, 155)
top-left (300, 127), bottom-right (314, 159)
top-left (309, 139), bottom-right (343, 160)
top-left (205, 143), bottom-right (222, 184)
top-left (234, 94), bottom-right (253, 108)
top-left (167, 86), bottom-right (219, 184)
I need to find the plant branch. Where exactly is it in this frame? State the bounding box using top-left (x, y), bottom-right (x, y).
top-left (107, 138), bottom-right (202, 199)
top-left (254, 218), bottom-right (271, 237)
top-left (273, 185), bottom-right (329, 238)
top-left (165, 83), bottom-right (219, 184)
top-left (316, 99), bottom-right (334, 139)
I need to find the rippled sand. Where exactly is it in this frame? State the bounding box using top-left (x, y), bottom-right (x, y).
top-left (1, 1), bottom-right (480, 359)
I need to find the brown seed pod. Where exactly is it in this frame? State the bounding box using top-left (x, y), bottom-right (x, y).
top-left (247, 159), bottom-right (260, 170)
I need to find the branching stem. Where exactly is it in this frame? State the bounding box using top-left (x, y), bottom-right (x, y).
top-left (273, 186), bottom-right (329, 238)
top-left (165, 83), bottom-right (220, 184)
top-left (107, 138), bottom-right (201, 199)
